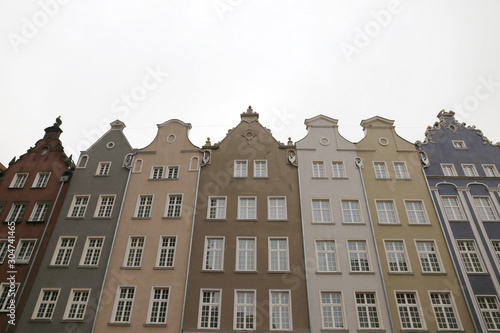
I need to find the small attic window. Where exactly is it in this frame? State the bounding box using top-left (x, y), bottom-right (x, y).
top-left (77, 155), bottom-right (89, 168)
top-left (40, 146), bottom-right (49, 155)
top-left (452, 140), bottom-right (467, 149)
top-left (106, 142), bottom-right (115, 149)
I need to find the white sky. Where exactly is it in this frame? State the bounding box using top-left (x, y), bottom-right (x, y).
top-left (1, 0), bottom-right (500, 166)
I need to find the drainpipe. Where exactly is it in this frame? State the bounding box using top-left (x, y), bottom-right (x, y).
top-left (355, 157), bottom-right (395, 333)
top-left (5, 173), bottom-right (68, 333)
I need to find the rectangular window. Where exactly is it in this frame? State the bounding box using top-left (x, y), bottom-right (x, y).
top-left (376, 200), bottom-right (398, 224)
top-left (474, 197), bottom-right (498, 221)
top-left (96, 162), bottom-right (111, 175)
top-left (147, 287), bottom-right (170, 324)
top-left (234, 290), bottom-right (255, 330)
top-left (457, 240), bottom-right (485, 273)
top-left (311, 199), bottom-right (332, 223)
top-left (80, 237), bottom-right (104, 266)
top-left (355, 292), bottom-right (380, 329)
top-left (165, 194), bottom-right (183, 218)
top-left (384, 240), bottom-right (409, 272)
top-left (268, 197), bottom-right (287, 220)
top-left (156, 236), bottom-right (176, 268)
top-left (374, 162), bottom-right (389, 179)
top-left (341, 200), bottom-right (362, 223)
top-left (320, 292), bottom-right (344, 329)
top-left (441, 164), bottom-right (457, 176)
top-left (405, 200), bottom-right (429, 224)
top-left (234, 160), bottom-right (248, 177)
top-left (430, 292), bottom-right (460, 330)
top-left (236, 237), bottom-right (256, 271)
top-left (269, 238), bottom-right (289, 272)
top-left (315, 240), bottom-right (338, 272)
top-left (477, 296), bottom-right (500, 331)
top-left (6, 202), bottom-right (27, 223)
top-left (29, 202), bottom-right (50, 222)
top-left (167, 166), bottom-right (179, 179)
top-left (462, 164), bottom-right (478, 177)
top-left (452, 140), bottom-right (467, 149)
top-left (0, 202), bottom-right (5, 216)
top-left (124, 236), bottom-right (145, 268)
top-left (0, 240), bottom-right (7, 263)
top-left (0, 283), bottom-right (19, 312)
top-left (483, 164), bottom-right (499, 177)
top-left (238, 197), bottom-right (256, 220)
top-left (331, 162), bottom-right (345, 178)
top-left (394, 162), bottom-right (410, 179)
top-left (9, 173), bottom-right (28, 188)
top-left (416, 241), bottom-right (443, 273)
top-left (111, 286), bottom-right (135, 323)
top-left (51, 237), bottom-right (76, 266)
top-left (63, 289), bottom-right (90, 320)
top-left (254, 160), bottom-right (268, 178)
top-left (348, 240), bottom-right (370, 272)
top-left (68, 195), bottom-right (90, 218)
top-left (396, 292), bottom-right (423, 329)
top-left (151, 166), bottom-right (164, 179)
top-left (15, 239), bottom-right (36, 264)
top-left (203, 237), bottom-right (224, 270)
top-left (441, 196), bottom-right (465, 220)
top-left (32, 289), bottom-right (60, 319)
top-left (94, 195), bottom-right (115, 218)
top-left (208, 197), bottom-right (226, 219)
top-left (135, 195), bottom-right (153, 218)
top-left (32, 172), bottom-right (51, 188)
top-left (492, 241), bottom-right (500, 263)
top-left (198, 290), bottom-right (221, 329)
top-left (270, 291), bottom-right (291, 330)
top-left (312, 161), bottom-right (326, 178)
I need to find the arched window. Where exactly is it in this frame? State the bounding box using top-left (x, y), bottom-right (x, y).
top-left (77, 155), bottom-right (89, 168)
top-left (189, 156), bottom-right (199, 171)
top-left (133, 159), bottom-right (143, 173)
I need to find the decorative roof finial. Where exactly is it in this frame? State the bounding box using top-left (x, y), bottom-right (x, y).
top-left (247, 105), bottom-right (253, 113)
top-left (55, 116), bottom-right (62, 127)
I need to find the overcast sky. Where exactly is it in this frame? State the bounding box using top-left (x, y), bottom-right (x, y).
top-left (1, 0), bottom-right (500, 166)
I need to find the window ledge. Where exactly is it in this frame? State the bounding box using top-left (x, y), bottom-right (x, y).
top-left (65, 217), bottom-right (85, 220)
top-left (316, 271), bottom-right (341, 275)
top-left (61, 319), bottom-right (84, 323)
top-left (266, 219), bottom-right (289, 222)
top-left (236, 219), bottom-right (258, 222)
top-left (395, 178), bottom-right (412, 181)
top-left (466, 272), bottom-right (489, 276)
top-left (204, 219), bottom-right (227, 222)
top-left (357, 330), bottom-right (386, 333)
top-left (341, 222), bottom-right (365, 225)
top-left (312, 222), bottom-right (335, 225)
top-left (76, 265), bottom-right (99, 269)
top-left (421, 271), bottom-right (446, 276)
top-left (201, 269), bottom-right (225, 273)
top-left (234, 270), bottom-right (258, 274)
top-left (400, 330), bottom-right (429, 333)
top-left (132, 217), bottom-right (151, 220)
top-left (121, 266), bottom-right (142, 270)
top-left (153, 266), bottom-right (175, 270)
top-left (94, 175), bottom-right (109, 177)
top-left (408, 223), bottom-right (432, 227)
top-left (375, 178), bottom-right (392, 180)
top-left (349, 271), bottom-right (375, 275)
top-left (162, 216), bottom-right (181, 220)
top-left (332, 177), bottom-right (348, 180)
top-left (26, 220), bottom-right (45, 224)
top-left (321, 329), bottom-right (349, 332)
top-left (30, 319), bottom-right (53, 323)
top-left (144, 323), bottom-right (167, 327)
top-left (267, 270), bottom-right (291, 274)
top-left (148, 178), bottom-right (178, 181)
top-left (253, 176), bottom-right (269, 179)
top-left (91, 217), bottom-right (112, 220)
top-left (108, 322), bottom-right (131, 326)
top-left (388, 271), bottom-right (414, 275)
top-left (48, 265), bottom-right (69, 268)
top-left (378, 223), bottom-right (402, 226)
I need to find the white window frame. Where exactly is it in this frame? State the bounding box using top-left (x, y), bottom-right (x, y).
top-left (311, 199), bottom-right (332, 223)
top-left (79, 237), bottom-right (104, 266)
top-left (96, 162), bottom-right (111, 176)
top-left (462, 163), bottom-right (478, 177)
top-left (51, 237), bottom-right (77, 266)
top-left (234, 160), bottom-right (248, 178)
top-left (15, 239), bottom-right (37, 264)
top-left (473, 196), bottom-right (499, 221)
top-left (94, 195), bottom-right (116, 218)
top-left (28, 201), bottom-right (50, 222)
top-left (236, 237), bottom-right (256, 272)
top-left (347, 240), bottom-right (371, 272)
top-left (132, 158), bottom-right (143, 173)
top-left (395, 291), bottom-right (425, 330)
top-left (331, 161), bottom-right (346, 178)
top-left (429, 291), bottom-right (462, 330)
top-left (384, 240), bottom-right (410, 273)
top-left (165, 194), bottom-right (183, 218)
top-left (373, 161), bottom-right (389, 179)
top-left (76, 155), bottom-right (88, 168)
top-left (315, 240), bottom-right (338, 273)
top-left (198, 289), bottom-right (221, 329)
top-left (146, 286), bottom-right (170, 325)
top-left (441, 163), bottom-right (457, 176)
top-left (155, 236), bottom-right (177, 268)
top-left (150, 166), bottom-right (165, 179)
top-left (238, 196), bottom-right (257, 220)
top-left (32, 288), bottom-right (60, 320)
top-left (320, 291), bottom-right (345, 329)
top-left (492, 240), bottom-right (500, 263)
top-left (477, 295), bottom-right (500, 331)
top-left (393, 161), bottom-right (410, 179)
top-left (32, 172), bottom-right (51, 188)
top-left (166, 165), bottom-right (179, 179)
top-left (268, 196), bottom-right (287, 221)
top-left (234, 289), bottom-right (256, 330)
top-left (341, 199), bottom-right (363, 223)
top-left (269, 237), bottom-right (289, 272)
top-left (68, 195), bottom-right (90, 218)
top-left (111, 286), bottom-right (136, 324)
top-left (0, 282), bottom-right (19, 312)
top-left (203, 236), bottom-right (225, 271)
top-left (355, 291), bottom-right (381, 329)
top-left (483, 164), bottom-right (499, 177)
top-left (135, 194), bottom-right (153, 218)
top-left (269, 290), bottom-right (292, 331)
top-left (123, 236), bottom-right (145, 268)
top-left (312, 161), bottom-right (326, 178)
top-left (375, 200), bottom-right (399, 224)
top-left (415, 240), bottom-right (444, 273)
top-left (0, 240), bottom-right (8, 264)
top-left (9, 173), bottom-right (29, 188)
top-left (441, 196), bottom-right (466, 221)
top-left (404, 200), bottom-right (429, 225)
top-left (207, 196), bottom-right (227, 219)
top-left (254, 160), bottom-right (268, 178)
top-left (63, 289), bottom-right (90, 320)
top-left (457, 240), bottom-right (486, 273)
top-left (452, 140), bottom-right (467, 149)
top-left (6, 202), bottom-right (27, 223)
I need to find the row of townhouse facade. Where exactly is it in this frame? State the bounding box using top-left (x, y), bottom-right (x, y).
top-left (0, 108), bottom-right (499, 332)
